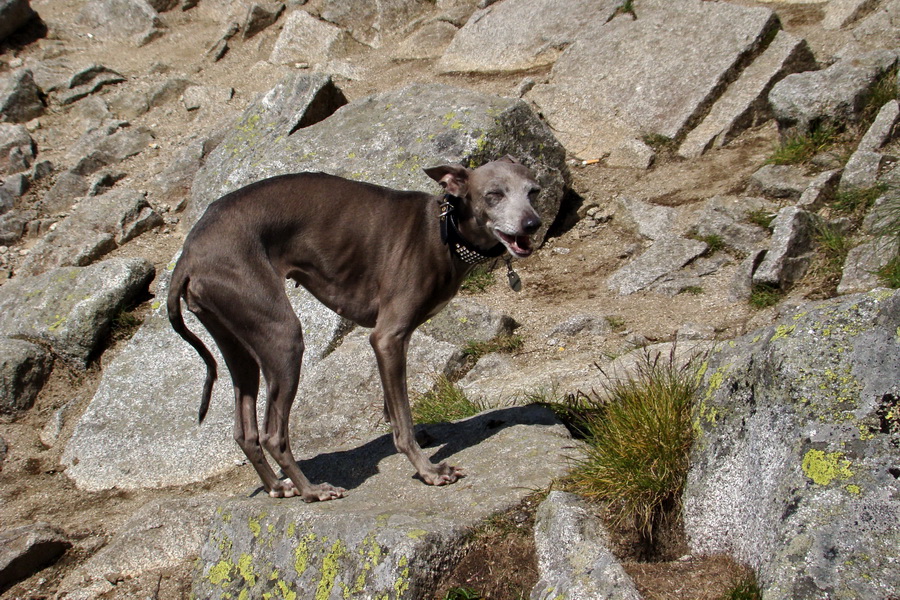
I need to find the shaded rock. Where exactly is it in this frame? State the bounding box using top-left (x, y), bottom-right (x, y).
top-left (17, 189), bottom-right (163, 276)
top-left (531, 491), bottom-right (640, 600)
top-left (242, 1), bottom-right (284, 39)
top-left (0, 435), bottom-right (6, 466)
top-left (0, 523), bottom-right (70, 592)
top-left (56, 496), bottom-right (220, 600)
top-left (392, 21), bottom-right (458, 62)
top-left (2, 173), bottom-right (28, 198)
top-left (856, 99), bottom-right (899, 152)
top-left (823, 0), bottom-right (878, 30)
top-left (0, 211), bottom-right (28, 244)
top-left (78, 0), bottom-right (165, 45)
top-left (419, 297), bottom-right (516, 346)
top-left (269, 9), bottom-right (360, 67)
top-left (0, 69), bottom-right (45, 124)
top-left (0, 0), bottom-right (37, 42)
top-left (0, 337), bottom-right (53, 414)
top-left (66, 120), bottom-right (153, 176)
top-left (769, 49), bottom-right (899, 134)
top-left (837, 237), bottom-right (899, 294)
top-left (0, 257), bottom-right (154, 366)
top-left (752, 206), bottom-right (819, 288)
top-left (436, 0), bottom-right (617, 74)
top-left (692, 195), bottom-right (772, 254)
top-left (527, 0), bottom-right (778, 159)
top-left (319, 0), bottom-right (433, 48)
top-left (0, 123), bottom-right (35, 175)
top-left (41, 171), bottom-right (89, 215)
top-left (190, 82), bottom-right (568, 247)
top-left (797, 169), bottom-right (841, 209)
top-left (54, 65), bottom-right (126, 106)
top-left (192, 406), bottom-right (571, 599)
top-left (840, 100), bottom-right (900, 191)
top-left (679, 31), bottom-right (816, 158)
top-left (61, 269), bottom-right (351, 491)
top-left (685, 289), bottom-right (900, 599)
top-left (616, 196), bottom-right (674, 241)
top-left (747, 164), bottom-right (812, 199)
top-left (607, 236), bottom-right (708, 296)
top-left (0, 188), bottom-right (14, 217)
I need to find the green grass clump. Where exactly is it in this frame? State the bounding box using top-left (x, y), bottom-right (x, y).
top-left (444, 588), bottom-right (482, 600)
top-left (680, 285), bottom-right (704, 295)
top-left (412, 375), bottom-right (485, 424)
top-left (721, 575), bottom-right (762, 600)
top-left (566, 349), bottom-right (700, 537)
top-left (460, 265), bottom-right (495, 294)
top-left (749, 283), bottom-right (783, 309)
top-left (877, 255), bottom-right (900, 288)
top-left (831, 183), bottom-right (888, 217)
top-left (812, 221), bottom-right (852, 287)
top-left (462, 334), bottom-right (524, 360)
top-left (746, 209), bottom-right (776, 230)
top-left (860, 67), bottom-right (898, 128)
top-left (767, 124), bottom-right (840, 165)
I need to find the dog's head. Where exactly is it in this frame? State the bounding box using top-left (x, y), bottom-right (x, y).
top-left (424, 156), bottom-right (542, 258)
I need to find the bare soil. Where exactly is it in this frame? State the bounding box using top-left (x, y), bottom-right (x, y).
top-left (0, 0), bottom-right (857, 598)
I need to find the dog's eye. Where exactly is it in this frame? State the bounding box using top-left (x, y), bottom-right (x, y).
top-left (485, 191), bottom-right (503, 205)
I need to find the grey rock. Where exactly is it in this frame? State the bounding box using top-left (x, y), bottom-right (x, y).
top-left (856, 99), bottom-right (899, 153)
top-left (692, 195), bottom-right (772, 254)
top-left (147, 76), bottom-right (193, 110)
top-left (685, 290), bottom-right (900, 599)
top-left (852, 0), bottom-right (900, 49)
top-left (527, 0), bottom-right (777, 159)
top-left (437, 0), bottom-right (618, 74)
top-left (615, 196), bottom-right (674, 241)
top-left (56, 496), bottom-right (220, 600)
top-left (752, 206), bottom-right (819, 288)
top-left (66, 120), bottom-right (154, 176)
top-left (0, 0), bottom-right (37, 42)
top-left (2, 172), bottom-right (29, 198)
top-left (0, 69), bottom-right (45, 123)
top-left (148, 137), bottom-right (209, 204)
top-left (189, 82), bottom-right (568, 247)
top-left (823, 0), bottom-right (878, 30)
top-left (605, 138), bottom-right (655, 170)
top-left (0, 123), bottom-right (35, 175)
top-left (0, 434), bottom-right (6, 466)
top-left (192, 406), bottom-right (571, 599)
top-left (840, 150), bottom-right (887, 191)
top-left (269, 10), bottom-right (360, 67)
top-left (769, 49), bottom-right (899, 134)
top-left (0, 337), bottom-right (53, 414)
top-left (676, 322), bottom-right (716, 341)
top-left (0, 257), bottom-right (154, 367)
top-left (182, 85), bottom-right (234, 111)
top-left (319, 0), bottom-right (433, 48)
top-left (548, 314), bottom-right (612, 339)
top-left (40, 399), bottom-right (76, 447)
top-left (41, 171), bottom-right (89, 215)
top-left (0, 523), bottom-right (70, 591)
top-left (748, 164), bottom-right (812, 200)
top-left (837, 237), bottom-right (899, 294)
top-left (146, 0), bottom-right (177, 11)
top-left (0, 210), bottom-right (28, 244)
top-left (18, 189), bottom-right (163, 276)
top-left (531, 491), bottom-right (640, 600)
top-left (607, 236), bottom-right (708, 296)
top-left (0, 187), bottom-right (14, 217)
top-left (78, 0), bottom-right (165, 45)
top-left (679, 31), bottom-right (816, 158)
top-left (392, 21), bottom-right (458, 62)
top-left (418, 297), bottom-right (516, 346)
top-left (242, 1), bottom-right (285, 39)
top-left (54, 65), bottom-right (126, 106)
top-left (60, 269), bottom-right (350, 491)
top-left (797, 169), bottom-right (841, 209)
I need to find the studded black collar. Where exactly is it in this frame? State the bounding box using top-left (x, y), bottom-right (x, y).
top-left (438, 194), bottom-right (506, 265)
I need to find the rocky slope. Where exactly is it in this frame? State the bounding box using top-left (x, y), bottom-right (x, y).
top-left (1, 0), bottom-right (898, 598)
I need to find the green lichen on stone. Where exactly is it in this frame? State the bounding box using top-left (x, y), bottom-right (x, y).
top-left (846, 484), bottom-right (862, 495)
top-left (294, 532), bottom-right (317, 577)
top-left (802, 449), bottom-right (854, 486)
top-left (406, 529), bottom-right (427, 539)
top-left (276, 579), bottom-right (297, 600)
top-left (315, 539), bottom-right (347, 600)
top-left (237, 553), bottom-right (257, 586)
top-left (394, 555), bottom-right (410, 597)
top-left (770, 324), bottom-right (795, 342)
top-left (238, 589), bottom-right (249, 600)
top-left (249, 512), bottom-right (266, 538)
top-left (48, 314), bottom-right (67, 331)
top-left (207, 560), bottom-right (235, 586)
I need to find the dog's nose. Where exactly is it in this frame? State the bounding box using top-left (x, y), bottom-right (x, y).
top-left (522, 214), bottom-right (542, 235)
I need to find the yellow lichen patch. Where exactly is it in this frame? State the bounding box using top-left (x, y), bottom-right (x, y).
top-left (276, 579), bottom-right (297, 600)
top-left (248, 513), bottom-right (266, 538)
top-left (802, 449), bottom-right (854, 486)
top-left (406, 529), bottom-right (427, 539)
top-left (207, 560), bottom-right (234, 586)
top-left (394, 555), bottom-right (410, 597)
top-left (846, 484), bottom-right (862, 495)
top-left (315, 540), bottom-right (347, 600)
top-left (770, 324), bottom-right (795, 342)
top-left (237, 553), bottom-right (257, 586)
top-left (294, 532), bottom-right (317, 577)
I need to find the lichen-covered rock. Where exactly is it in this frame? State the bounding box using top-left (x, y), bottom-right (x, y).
top-left (191, 406), bottom-right (572, 600)
top-left (0, 257), bottom-right (154, 366)
top-left (685, 289), bottom-right (900, 599)
top-left (531, 491), bottom-right (640, 600)
top-left (190, 82), bottom-right (568, 247)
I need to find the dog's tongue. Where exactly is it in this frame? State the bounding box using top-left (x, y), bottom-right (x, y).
top-left (504, 233), bottom-right (532, 257)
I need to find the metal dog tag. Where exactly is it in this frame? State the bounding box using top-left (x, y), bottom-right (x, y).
top-left (506, 261), bottom-right (522, 292)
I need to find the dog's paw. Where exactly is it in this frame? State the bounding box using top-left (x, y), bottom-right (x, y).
top-left (422, 462), bottom-right (465, 486)
top-left (301, 483), bottom-right (347, 503)
top-left (268, 479), bottom-right (298, 499)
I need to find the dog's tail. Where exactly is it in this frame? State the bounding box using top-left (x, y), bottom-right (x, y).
top-left (167, 264), bottom-right (217, 424)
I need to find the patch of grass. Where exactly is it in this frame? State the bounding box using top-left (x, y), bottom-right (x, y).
top-left (642, 133), bottom-right (677, 153)
top-left (722, 575), bottom-right (762, 600)
top-left (690, 232), bottom-right (724, 254)
top-left (807, 221), bottom-right (853, 296)
top-left (462, 334), bottom-right (524, 360)
top-left (767, 123), bottom-right (841, 165)
top-left (746, 209), bottom-right (776, 230)
top-left (412, 375), bottom-right (485, 424)
top-left (860, 67), bottom-right (898, 128)
top-left (605, 315), bottom-right (627, 331)
top-left (460, 264), bottom-right (495, 294)
top-left (110, 308), bottom-right (143, 341)
top-left (566, 348), bottom-right (701, 539)
top-left (680, 285), bottom-right (704, 295)
top-left (749, 283), bottom-right (783, 309)
top-left (831, 182), bottom-right (888, 217)
top-left (877, 254), bottom-right (900, 288)
top-left (444, 588), bottom-right (482, 600)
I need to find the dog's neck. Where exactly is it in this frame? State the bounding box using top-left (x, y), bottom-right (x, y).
top-left (439, 194), bottom-right (505, 265)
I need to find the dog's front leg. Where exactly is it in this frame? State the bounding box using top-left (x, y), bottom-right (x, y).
top-left (370, 327), bottom-right (465, 486)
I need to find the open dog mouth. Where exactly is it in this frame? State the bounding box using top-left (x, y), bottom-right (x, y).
top-left (494, 229), bottom-right (533, 258)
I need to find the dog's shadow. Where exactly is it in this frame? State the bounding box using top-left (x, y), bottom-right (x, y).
top-left (278, 405), bottom-right (559, 493)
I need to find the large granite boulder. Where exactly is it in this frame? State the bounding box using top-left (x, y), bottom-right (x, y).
top-left (685, 289), bottom-right (900, 599)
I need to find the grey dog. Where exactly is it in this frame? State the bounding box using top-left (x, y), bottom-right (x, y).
top-left (167, 156), bottom-right (542, 501)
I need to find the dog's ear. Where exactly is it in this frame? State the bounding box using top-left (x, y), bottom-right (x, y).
top-left (424, 164), bottom-right (470, 197)
top-left (497, 155), bottom-right (521, 164)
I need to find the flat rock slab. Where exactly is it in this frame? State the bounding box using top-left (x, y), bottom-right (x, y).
top-left (0, 523), bottom-right (70, 592)
top-left (527, 0), bottom-right (777, 159)
top-left (685, 289), bottom-right (900, 599)
top-left (606, 236), bottom-right (708, 296)
top-left (61, 263), bottom-right (351, 492)
top-left (192, 406), bottom-right (572, 599)
top-left (0, 257), bottom-right (154, 366)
